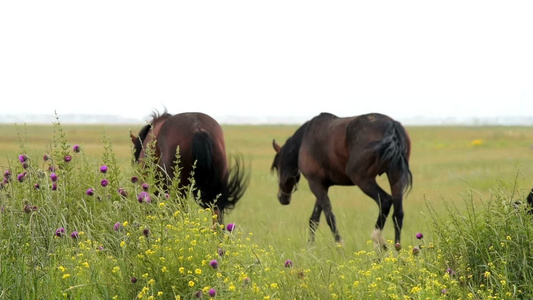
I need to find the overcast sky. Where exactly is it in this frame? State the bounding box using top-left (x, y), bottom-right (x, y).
top-left (1, 1), bottom-right (532, 123)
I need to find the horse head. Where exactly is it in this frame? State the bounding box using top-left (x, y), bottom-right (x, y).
top-left (271, 139), bottom-right (300, 205)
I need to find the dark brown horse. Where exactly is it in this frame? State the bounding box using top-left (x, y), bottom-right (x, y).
top-left (271, 112), bottom-right (412, 250)
top-left (131, 112), bottom-right (249, 223)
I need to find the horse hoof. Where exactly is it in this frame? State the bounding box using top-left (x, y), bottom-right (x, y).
top-left (394, 243), bottom-right (402, 251)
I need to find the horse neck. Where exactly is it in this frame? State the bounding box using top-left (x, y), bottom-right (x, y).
top-left (140, 118), bottom-right (167, 159)
top-left (281, 123), bottom-right (307, 175)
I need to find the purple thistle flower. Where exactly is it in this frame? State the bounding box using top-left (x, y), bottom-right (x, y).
top-left (70, 231), bottom-right (79, 239)
top-left (208, 288), bottom-right (216, 298)
top-left (100, 179), bottom-right (109, 187)
top-left (195, 291), bottom-right (203, 298)
top-left (86, 188), bottom-right (94, 196)
top-left (43, 154), bottom-right (50, 161)
top-left (3, 170), bottom-right (11, 179)
top-left (142, 228), bottom-right (150, 237)
top-left (243, 277), bottom-right (251, 286)
top-left (118, 188), bottom-right (128, 197)
top-left (141, 182), bottom-right (149, 191)
top-left (55, 227), bottom-right (65, 237)
top-left (52, 182), bottom-right (57, 191)
top-left (114, 222), bottom-right (121, 231)
top-left (284, 259), bottom-right (293, 268)
top-left (412, 246), bottom-right (420, 255)
top-left (131, 176), bottom-right (139, 184)
top-left (441, 288), bottom-right (447, 295)
top-left (48, 165), bottom-right (56, 172)
top-left (137, 192), bottom-right (151, 203)
top-left (165, 193), bottom-right (170, 199)
top-left (18, 154), bottom-right (27, 163)
top-left (64, 155), bottom-right (72, 163)
top-left (73, 144), bottom-right (80, 153)
top-left (2, 178), bottom-right (8, 185)
top-left (100, 165), bottom-right (108, 173)
top-left (34, 183), bottom-right (40, 190)
top-left (131, 277), bottom-right (137, 284)
top-left (416, 232), bottom-right (423, 239)
top-left (209, 259), bottom-right (218, 269)
top-left (50, 173), bottom-right (58, 182)
top-left (446, 268), bottom-right (456, 276)
top-left (17, 172), bottom-right (27, 182)
top-left (226, 223), bottom-right (235, 232)
top-left (217, 248), bottom-right (225, 256)
top-left (22, 162), bottom-right (28, 169)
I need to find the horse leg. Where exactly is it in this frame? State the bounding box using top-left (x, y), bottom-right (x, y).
top-left (357, 179), bottom-right (393, 249)
top-left (388, 174), bottom-right (406, 249)
top-left (308, 201), bottom-right (322, 244)
top-left (309, 182), bottom-right (341, 243)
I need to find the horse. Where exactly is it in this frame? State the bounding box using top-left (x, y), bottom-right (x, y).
top-left (131, 111), bottom-right (249, 224)
top-left (271, 112), bottom-right (412, 250)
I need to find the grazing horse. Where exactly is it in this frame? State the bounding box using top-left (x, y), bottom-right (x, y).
top-left (271, 112), bottom-right (412, 250)
top-left (131, 112), bottom-right (249, 223)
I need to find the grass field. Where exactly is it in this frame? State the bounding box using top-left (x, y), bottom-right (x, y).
top-left (1, 121), bottom-right (533, 298)
top-left (2, 123), bottom-right (532, 249)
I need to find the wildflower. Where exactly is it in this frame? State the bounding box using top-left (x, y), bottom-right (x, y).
top-left (48, 165), bottom-right (56, 172)
top-left (138, 192), bottom-right (151, 203)
top-left (195, 291), bottom-right (203, 298)
top-left (218, 248), bottom-right (225, 256)
top-left (73, 144), bottom-right (80, 153)
top-left (3, 170), bottom-right (11, 179)
top-left (142, 182), bottom-right (149, 191)
top-left (210, 259), bottom-right (218, 269)
top-left (446, 268), bottom-right (456, 276)
top-left (52, 183), bottom-right (57, 191)
top-left (43, 154), bottom-right (50, 161)
top-left (64, 155), bottom-right (72, 163)
top-left (86, 188), bottom-right (94, 196)
top-left (131, 176), bottom-right (139, 183)
top-left (243, 277), bottom-right (251, 286)
top-left (100, 165), bottom-right (108, 173)
top-left (195, 269), bottom-right (201, 274)
top-left (62, 274), bottom-right (71, 279)
top-left (114, 222), bottom-right (121, 231)
top-left (22, 162), bottom-right (28, 169)
top-left (441, 289), bottom-right (447, 294)
top-left (24, 204), bottom-right (38, 213)
top-left (142, 228), bottom-right (150, 237)
top-left (131, 277), bottom-right (137, 283)
top-left (416, 233), bottom-right (423, 239)
top-left (55, 227), bottom-right (65, 237)
top-left (118, 188), bottom-right (128, 197)
top-left (71, 231), bottom-right (79, 239)
top-left (101, 179), bottom-right (109, 187)
top-left (34, 183), bottom-right (40, 190)
top-left (50, 173), bottom-right (58, 182)
top-left (208, 288), bottom-right (216, 298)
top-left (188, 281), bottom-right (195, 287)
top-left (226, 223), bottom-right (235, 232)
top-left (285, 259), bottom-right (293, 268)
top-left (17, 172), bottom-right (27, 182)
top-left (18, 154), bottom-right (27, 163)
top-left (412, 246), bottom-right (420, 255)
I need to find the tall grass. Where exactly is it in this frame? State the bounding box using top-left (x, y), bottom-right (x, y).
top-left (0, 121), bottom-right (533, 298)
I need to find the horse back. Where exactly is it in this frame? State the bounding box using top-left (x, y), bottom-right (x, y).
top-left (157, 113), bottom-right (227, 182)
top-left (298, 114), bottom-right (354, 185)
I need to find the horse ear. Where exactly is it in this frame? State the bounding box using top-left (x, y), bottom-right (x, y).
top-left (130, 132), bottom-right (138, 144)
top-left (272, 139), bottom-right (281, 153)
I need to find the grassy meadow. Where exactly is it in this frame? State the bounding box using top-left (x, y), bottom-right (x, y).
top-left (1, 120), bottom-right (533, 299)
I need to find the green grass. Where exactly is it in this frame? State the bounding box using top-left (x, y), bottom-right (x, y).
top-left (1, 121), bottom-right (533, 299)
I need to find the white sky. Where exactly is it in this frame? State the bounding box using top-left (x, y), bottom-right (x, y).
top-left (1, 1), bottom-right (532, 123)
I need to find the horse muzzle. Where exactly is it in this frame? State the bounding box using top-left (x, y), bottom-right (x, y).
top-left (278, 191), bottom-right (291, 205)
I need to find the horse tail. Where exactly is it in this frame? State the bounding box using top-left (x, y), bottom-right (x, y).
top-left (191, 130), bottom-right (217, 201)
top-left (222, 154), bottom-right (250, 211)
top-left (375, 120), bottom-right (413, 194)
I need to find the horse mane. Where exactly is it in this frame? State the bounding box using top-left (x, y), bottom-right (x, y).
top-left (277, 113), bottom-right (338, 179)
top-left (133, 111), bottom-right (173, 162)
